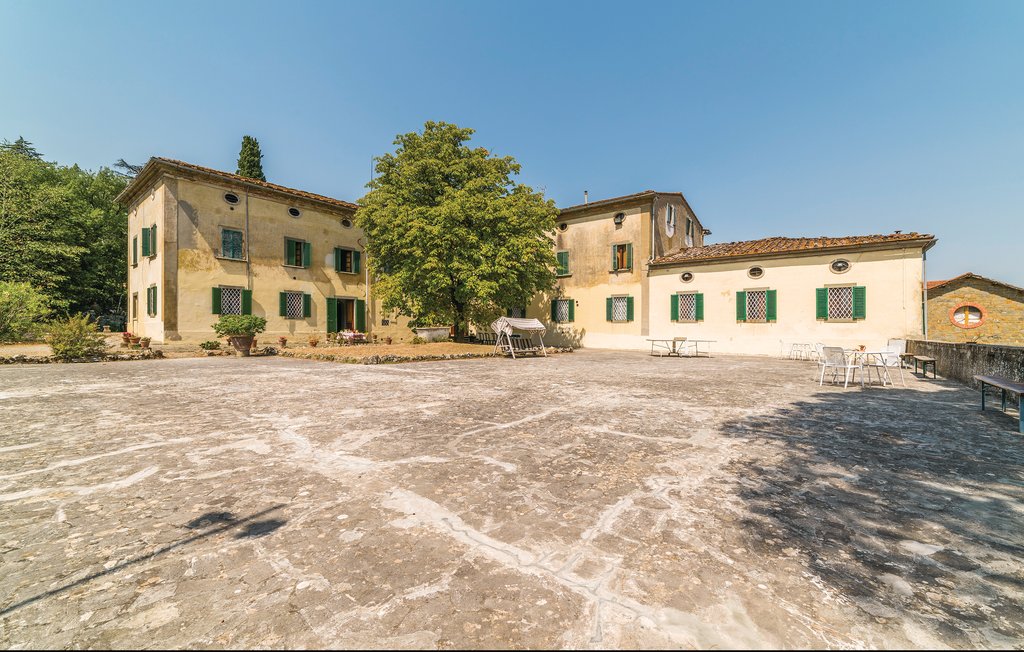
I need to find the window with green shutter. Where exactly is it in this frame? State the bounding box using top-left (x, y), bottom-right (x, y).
top-left (140, 228), bottom-right (151, 257)
top-left (221, 229), bottom-right (244, 259)
top-left (281, 291), bottom-right (305, 319)
top-left (212, 287), bottom-right (221, 314)
top-left (608, 296), bottom-right (632, 322)
top-left (674, 293), bottom-right (702, 322)
top-left (326, 297), bottom-right (338, 333)
top-left (146, 286), bottom-right (157, 317)
top-left (335, 247), bottom-right (358, 273)
top-left (738, 290), bottom-right (773, 322)
top-left (611, 243), bottom-right (632, 272)
top-left (149, 225), bottom-right (157, 257)
top-left (355, 298), bottom-right (366, 332)
top-left (132, 236), bottom-right (138, 266)
top-left (819, 286), bottom-right (864, 321)
top-left (736, 291), bottom-right (747, 322)
top-left (551, 298), bottom-right (573, 323)
top-left (241, 289), bottom-right (252, 315)
top-left (302, 242), bottom-right (311, 269)
top-left (556, 250), bottom-right (570, 276)
top-left (285, 238), bottom-right (307, 267)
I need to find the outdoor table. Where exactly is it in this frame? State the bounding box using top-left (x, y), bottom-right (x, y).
top-left (648, 338), bottom-right (686, 357)
top-left (678, 339), bottom-right (716, 358)
top-left (847, 350), bottom-right (892, 386)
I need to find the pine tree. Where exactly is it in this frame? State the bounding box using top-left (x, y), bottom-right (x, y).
top-left (1, 136), bottom-right (42, 160)
top-left (235, 135), bottom-right (266, 181)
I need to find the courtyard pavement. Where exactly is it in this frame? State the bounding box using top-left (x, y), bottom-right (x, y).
top-left (0, 351), bottom-right (1022, 649)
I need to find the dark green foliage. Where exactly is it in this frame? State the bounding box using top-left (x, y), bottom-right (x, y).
top-left (199, 340), bottom-right (222, 350)
top-left (212, 314), bottom-right (267, 337)
top-left (236, 135), bottom-right (266, 181)
top-left (113, 158), bottom-right (145, 178)
top-left (1, 136), bottom-right (42, 160)
top-left (357, 122), bottom-right (558, 339)
top-left (46, 313), bottom-right (108, 360)
top-left (0, 146), bottom-right (129, 314)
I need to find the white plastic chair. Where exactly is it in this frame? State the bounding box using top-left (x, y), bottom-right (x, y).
top-left (819, 346), bottom-right (863, 388)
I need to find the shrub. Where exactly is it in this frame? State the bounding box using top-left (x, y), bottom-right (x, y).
top-left (0, 281), bottom-right (50, 342)
top-left (46, 313), bottom-right (108, 360)
top-left (199, 340), bottom-right (221, 350)
top-left (212, 315), bottom-right (267, 338)
top-left (410, 336), bottom-right (427, 345)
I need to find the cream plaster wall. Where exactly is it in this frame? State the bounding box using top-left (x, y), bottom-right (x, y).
top-left (126, 185), bottom-right (165, 341)
top-left (647, 247), bottom-right (926, 356)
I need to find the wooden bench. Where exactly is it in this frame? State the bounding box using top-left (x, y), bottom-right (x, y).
top-left (974, 374), bottom-right (1024, 433)
top-left (912, 355), bottom-right (936, 378)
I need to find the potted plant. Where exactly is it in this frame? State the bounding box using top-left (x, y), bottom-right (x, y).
top-left (139, 337), bottom-right (151, 349)
top-left (308, 334), bottom-right (320, 348)
top-left (385, 336), bottom-right (393, 345)
top-left (278, 336), bottom-right (288, 348)
top-left (129, 334), bottom-right (141, 345)
top-left (212, 315), bottom-right (267, 357)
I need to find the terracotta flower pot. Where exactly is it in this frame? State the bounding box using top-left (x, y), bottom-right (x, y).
top-left (129, 336), bottom-right (141, 345)
top-left (228, 335), bottom-right (254, 356)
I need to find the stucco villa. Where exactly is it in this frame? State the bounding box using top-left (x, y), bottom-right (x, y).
top-left (537, 190), bottom-right (936, 355)
top-left (117, 158), bottom-right (409, 343)
top-left (925, 272), bottom-right (1024, 345)
top-left (121, 160), bottom-right (937, 354)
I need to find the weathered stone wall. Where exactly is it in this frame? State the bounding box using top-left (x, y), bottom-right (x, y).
top-left (907, 340), bottom-right (1024, 393)
top-left (927, 277), bottom-right (1024, 345)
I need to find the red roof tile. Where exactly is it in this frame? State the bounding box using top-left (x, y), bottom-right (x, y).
top-left (652, 232), bottom-right (935, 266)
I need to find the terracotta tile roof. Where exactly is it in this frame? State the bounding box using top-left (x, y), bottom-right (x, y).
top-left (926, 272), bottom-right (1024, 294)
top-left (652, 232), bottom-right (935, 266)
top-left (117, 157), bottom-right (359, 212)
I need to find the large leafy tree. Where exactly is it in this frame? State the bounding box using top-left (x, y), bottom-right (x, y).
top-left (357, 121), bottom-right (558, 339)
top-left (1, 136), bottom-right (42, 160)
top-left (236, 135), bottom-right (266, 181)
top-left (0, 146), bottom-right (128, 314)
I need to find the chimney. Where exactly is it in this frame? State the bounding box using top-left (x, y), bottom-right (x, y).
top-left (584, 190), bottom-right (588, 205)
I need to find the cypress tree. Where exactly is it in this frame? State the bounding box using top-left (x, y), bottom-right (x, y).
top-left (235, 135), bottom-right (266, 181)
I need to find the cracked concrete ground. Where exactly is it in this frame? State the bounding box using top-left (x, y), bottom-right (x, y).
top-left (0, 351), bottom-right (1022, 649)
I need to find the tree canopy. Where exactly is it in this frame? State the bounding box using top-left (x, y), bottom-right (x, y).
top-left (1, 136), bottom-right (42, 160)
top-left (0, 144), bottom-right (128, 315)
top-left (236, 135), bottom-right (266, 181)
top-left (357, 121), bottom-right (558, 338)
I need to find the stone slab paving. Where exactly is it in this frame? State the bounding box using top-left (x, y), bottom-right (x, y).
top-left (0, 351), bottom-right (1022, 649)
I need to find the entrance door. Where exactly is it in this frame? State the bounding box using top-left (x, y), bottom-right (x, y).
top-left (327, 297), bottom-right (365, 333)
top-left (338, 298), bottom-right (355, 331)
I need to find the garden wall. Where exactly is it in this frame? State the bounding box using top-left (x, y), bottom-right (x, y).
top-left (907, 340), bottom-right (1024, 390)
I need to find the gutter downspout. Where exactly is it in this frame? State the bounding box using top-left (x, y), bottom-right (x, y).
top-left (922, 249), bottom-right (928, 341)
top-left (649, 195), bottom-right (656, 270)
top-left (244, 192), bottom-right (252, 291)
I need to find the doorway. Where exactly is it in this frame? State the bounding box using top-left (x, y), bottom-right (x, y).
top-left (336, 298), bottom-right (355, 331)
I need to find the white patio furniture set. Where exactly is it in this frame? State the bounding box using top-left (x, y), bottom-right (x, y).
top-left (814, 339), bottom-right (907, 388)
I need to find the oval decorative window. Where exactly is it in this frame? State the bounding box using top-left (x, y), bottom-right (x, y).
top-left (558, 223), bottom-right (568, 232)
top-left (951, 304), bottom-right (984, 328)
top-left (613, 212), bottom-right (626, 225)
top-left (340, 218), bottom-right (353, 228)
top-left (830, 259), bottom-right (851, 274)
top-left (747, 266), bottom-right (764, 279)
top-left (288, 207), bottom-right (301, 218)
top-left (223, 192), bottom-right (240, 205)
top-left (680, 272), bottom-right (694, 283)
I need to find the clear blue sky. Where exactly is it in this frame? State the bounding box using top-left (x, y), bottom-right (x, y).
top-left (2, 0), bottom-right (1021, 285)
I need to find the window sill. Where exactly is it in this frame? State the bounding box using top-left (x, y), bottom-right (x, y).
top-left (609, 269), bottom-right (633, 274)
top-left (216, 256), bottom-right (248, 262)
top-left (674, 320), bottom-right (700, 324)
top-left (556, 273), bottom-right (572, 278)
top-left (824, 318), bottom-right (857, 323)
top-left (283, 264), bottom-right (307, 269)
top-left (337, 270), bottom-right (358, 275)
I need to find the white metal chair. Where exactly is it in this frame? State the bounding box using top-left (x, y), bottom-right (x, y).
top-left (819, 346), bottom-right (863, 388)
top-left (865, 348), bottom-right (906, 387)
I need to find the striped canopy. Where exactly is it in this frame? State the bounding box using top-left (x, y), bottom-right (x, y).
top-left (491, 316), bottom-right (547, 336)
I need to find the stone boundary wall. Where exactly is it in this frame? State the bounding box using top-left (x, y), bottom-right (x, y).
top-left (0, 350), bottom-right (163, 364)
top-left (907, 340), bottom-right (1024, 392)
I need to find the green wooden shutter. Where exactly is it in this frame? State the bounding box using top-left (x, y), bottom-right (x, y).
top-left (132, 236), bottom-right (138, 265)
top-left (285, 239), bottom-right (293, 266)
top-left (212, 287), bottom-right (222, 314)
top-left (334, 248), bottom-right (342, 272)
top-left (302, 242), bottom-right (311, 268)
top-left (557, 251), bottom-right (569, 275)
top-left (241, 289), bottom-right (252, 315)
top-left (355, 299), bottom-right (366, 332)
top-left (852, 286), bottom-right (866, 320)
top-left (302, 293), bottom-right (311, 317)
top-left (326, 297), bottom-right (338, 333)
top-left (695, 293), bottom-right (704, 321)
top-left (550, 301), bottom-right (558, 322)
top-left (279, 292), bottom-right (287, 317)
top-left (670, 294), bottom-right (679, 321)
top-left (567, 299), bottom-right (574, 322)
top-left (145, 287), bottom-right (151, 316)
top-left (149, 225), bottom-right (157, 257)
top-left (353, 251), bottom-right (361, 274)
top-left (736, 291), bottom-right (747, 322)
top-left (816, 288), bottom-right (829, 320)
top-left (626, 296), bottom-right (634, 321)
top-left (150, 286), bottom-right (157, 316)
top-left (626, 244), bottom-right (633, 270)
top-left (606, 297), bottom-right (613, 321)
top-left (611, 245), bottom-right (617, 271)
top-left (766, 290), bottom-right (777, 322)
top-left (141, 229), bottom-right (150, 257)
